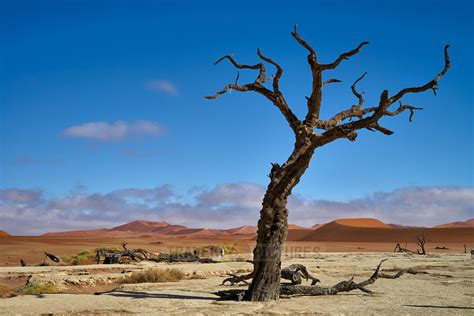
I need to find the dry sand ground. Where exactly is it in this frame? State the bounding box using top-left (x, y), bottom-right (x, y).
top-left (0, 235), bottom-right (469, 266)
top-left (0, 252), bottom-right (473, 315)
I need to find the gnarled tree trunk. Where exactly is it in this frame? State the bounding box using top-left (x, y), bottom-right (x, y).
top-left (247, 140), bottom-right (315, 301)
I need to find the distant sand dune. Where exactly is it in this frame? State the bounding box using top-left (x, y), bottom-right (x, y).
top-left (288, 220), bottom-right (474, 243)
top-left (434, 218), bottom-right (474, 228)
top-left (39, 217), bottom-right (474, 243)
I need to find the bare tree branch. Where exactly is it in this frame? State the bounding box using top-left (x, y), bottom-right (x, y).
top-left (388, 45), bottom-right (451, 103)
top-left (321, 41), bottom-right (369, 70)
top-left (291, 24), bottom-right (317, 66)
top-left (205, 53), bottom-right (301, 133)
top-left (213, 53), bottom-right (266, 83)
top-left (351, 72), bottom-right (367, 107)
top-left (323, 79), bottom-right (342, 85)
top-left (290, 25), bottom-right (324, 126)
top-left (257, 49), bottom-right (283, 93)
top-left (215, 259), bottom-right (428, 300)
top-left (384, 101), bottom-right (423, 122)
top-left (313, 45), bottom-right (450, 144)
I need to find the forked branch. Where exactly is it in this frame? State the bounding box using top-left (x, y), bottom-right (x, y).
top-left (215, 259), bottom-right (428, 300)
top-left (314, 45), bottom-right (450, 144)
top-left (321, 41), bottom-right (370, 70)
top-left (389, 45), bottom-right (451, 103)
top-left (205, 50), bottom-right (300, 133)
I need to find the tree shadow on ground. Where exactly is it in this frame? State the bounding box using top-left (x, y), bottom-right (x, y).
top-left (404, 304), bottom-right (474, 310)
top-left (103, 290), bottom-right (217, 300)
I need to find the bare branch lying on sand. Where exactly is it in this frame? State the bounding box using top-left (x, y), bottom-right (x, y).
top-left (215, 259), bottom-right (428, 301)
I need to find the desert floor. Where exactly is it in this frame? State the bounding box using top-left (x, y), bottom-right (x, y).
top-left (0, 251), bottom-right (473, 315)
top-left (0, 235), bottom-right (469, 266)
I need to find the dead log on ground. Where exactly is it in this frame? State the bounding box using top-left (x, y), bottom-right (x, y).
top-left (394, 243), bottom-right (415, 254)
top-left (157, 251), bottom-right (218, 263)
top-left (96, 243), bottom-right (160, 264)
top-left (222, 263), bottom-right (320, 286)
top-left (95, 243), bottom-right (217, 264)
top-left (215, 259), bottom-right (427, 300)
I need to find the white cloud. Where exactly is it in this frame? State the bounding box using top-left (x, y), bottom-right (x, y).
top-left (62, 120), bottom-right (166, 142)
top-left (0, 184), bottom-right (472, 235)
top-left (145, 80), bottom-right (178, 96)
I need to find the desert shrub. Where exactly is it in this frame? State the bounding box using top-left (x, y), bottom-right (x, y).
top-left (56, 249), bottom-right (96, 265)
top-left (234, 256), bottom-right (247, 262)
top-left (0, 284), bottom-right (13, 298)
top-left (19, 280), bottom-right (58, 295)
top-left (59, 255), bottom-right (72, 262)
top-left (222, 244), bottom-right (240, 255)
top-left (194, 244), bottom-right (240, 257)
top-left (189, 271), bottom-right (207, 280)
top-left (121, 268), bottom-right (185, 284)
top-left (71, 249), bottom-right (95, 265)
top-left (95, 246), bottom-right (121, 252)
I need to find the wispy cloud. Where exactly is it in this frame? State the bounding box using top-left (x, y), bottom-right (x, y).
top-left (1, 184), bottom-right (472, 235)
top-left (62, 120), bottom-right (166, 142)
top-left (145, 80), bottom-right (178, 96)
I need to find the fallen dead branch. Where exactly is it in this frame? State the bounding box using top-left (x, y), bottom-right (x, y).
top-left (394, 243), bottom-right (415, 254)
top-left (222, 263), bottom-right (320, 286)
top-left (95, 242), bottom-right (218, 264)
top-left (215, 259), bottom-right (427, 301)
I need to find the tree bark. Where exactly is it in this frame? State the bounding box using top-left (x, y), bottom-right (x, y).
top-left (247, 139), bottom-right (315, 301)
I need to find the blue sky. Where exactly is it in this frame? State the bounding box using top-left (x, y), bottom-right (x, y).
top-left (1, 0), bottom-right (473, 233)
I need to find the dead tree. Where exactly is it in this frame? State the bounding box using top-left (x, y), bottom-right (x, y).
top-left (206, 25), bottom-right (450, 301)
top-left (215, 259), bottom-right (427, 300)
top-left (417, 233), bottom-right (427, 255)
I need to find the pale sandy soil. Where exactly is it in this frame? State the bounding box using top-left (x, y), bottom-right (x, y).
top-left (0, 252), bottom-right (473, 315)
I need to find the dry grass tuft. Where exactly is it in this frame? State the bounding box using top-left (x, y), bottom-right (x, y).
top-left (18, 280), bottom-right (59, 295)
top-left (121, 268), bottom-right (185, 284)
top-left (189, 271), bottom-right (207, 280)
top-left (0, 284), bottom-right (14, 298)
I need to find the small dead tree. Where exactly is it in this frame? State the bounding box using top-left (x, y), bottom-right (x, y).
top-left (394, 243), bottom-right (415, 254)
top-left (417, 233), bottom-right (427, 255)
top-left (206, 26), bottom-right (450, 301)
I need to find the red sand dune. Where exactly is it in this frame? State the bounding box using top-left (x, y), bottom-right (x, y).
top-left (41, 218), bottom-right (474, 243)
top-left (287, 218), bottom-right (474, 243)
top-left (224, 226), bottom-right (257, 235)
top-left (0, 230), bottom-right (11, 237)
top-left (434, 219), bottom-right (474, 228)
top-left (111, 220), bottom-right (169, 232)
top-left (42, 220), bottom-right (310, 238)
top-left (332, 218), bottom-right (389, 228)
top-left (288, 224), bottom-right (306, 230)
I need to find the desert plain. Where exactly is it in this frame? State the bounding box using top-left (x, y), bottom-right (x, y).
top-left (0, 218), bottom-right (473, 315)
